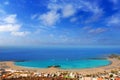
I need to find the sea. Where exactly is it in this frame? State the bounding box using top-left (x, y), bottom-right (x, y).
top-left (0, 46), bottom-right (120, 69)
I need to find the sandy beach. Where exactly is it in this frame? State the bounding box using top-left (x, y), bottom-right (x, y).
top-left (0, 58), bottom-right (120, 75)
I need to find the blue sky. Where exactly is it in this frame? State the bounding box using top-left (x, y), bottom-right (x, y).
top-left (0, 0), bottom-right (120, 46)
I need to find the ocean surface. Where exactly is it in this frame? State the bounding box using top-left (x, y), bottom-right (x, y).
top-left (0, 46), bottom-right (120, 69)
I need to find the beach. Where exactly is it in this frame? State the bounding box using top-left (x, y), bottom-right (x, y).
top-left (0, 58), bottom-right (120, 75)
top-left (0, 57), bottom-right (120, 80)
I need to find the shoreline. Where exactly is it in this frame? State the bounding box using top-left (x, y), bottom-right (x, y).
top-left (0, 58), bottom-right (120, 74)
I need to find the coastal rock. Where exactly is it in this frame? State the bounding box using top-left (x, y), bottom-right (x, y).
top-left (47, 65), bottom-right (61, 68)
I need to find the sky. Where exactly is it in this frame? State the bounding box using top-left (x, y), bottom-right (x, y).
top-left (0, 0), bottom-right (120, 46)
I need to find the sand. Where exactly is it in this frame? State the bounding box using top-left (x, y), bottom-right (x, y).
top-left (0, 58), bottom-right (120, 74)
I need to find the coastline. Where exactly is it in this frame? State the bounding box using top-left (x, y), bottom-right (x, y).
top-left (0, 58), bottom-right (120, 75)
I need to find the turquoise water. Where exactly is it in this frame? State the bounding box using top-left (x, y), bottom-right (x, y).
top-left (0, 47), bottom-right (119, 69)
top-left (15, 59), bottom-right (111, 69)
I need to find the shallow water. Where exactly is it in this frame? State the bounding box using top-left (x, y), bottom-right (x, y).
top-left (15, 59), bottom-right (111, 69)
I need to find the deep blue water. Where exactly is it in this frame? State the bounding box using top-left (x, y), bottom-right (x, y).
top-left (0, 46), bottom-right (120, 61)
top-left (0, 46), bottom-right (120, 69)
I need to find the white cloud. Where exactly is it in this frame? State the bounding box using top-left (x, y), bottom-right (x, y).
top-left (62, 4), bottom-right (76, 18)
top-left (0, 7), bottom-right (30, 37)
top-left (0, 14), bottom-right (20, 33)
top-left (3, 14), bottom-right (17, 24)
top-left (11, 31), bottom-right (30, 37)
top-left (88, 28), bottom-right (107, 34)
top-left (80, 1), bottom-right (103, 24)
top-left (0, 24), bottom-right (20, 32)
top-left (39, 11), bottom-right (60, 26)
top-left (82, 26), bottom-right (107, 34)
top-left (48, 2), bottom-right (61, 11)
top-left (38, 0), bottom-right (103, 26)
top-left (82, 1), bottom-right (102, 14)
top-left (0, 7), bottom-right (31, 37)
top-left (108, 17), bottom-right (120, 26)
top-left (107, 13), bottom-right (120, 27)
top-left (40, 2), bottom-right (74, 26)
top-left (0, 14), bottom-right (30, 37)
